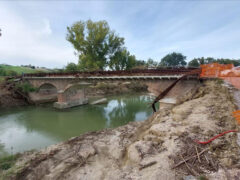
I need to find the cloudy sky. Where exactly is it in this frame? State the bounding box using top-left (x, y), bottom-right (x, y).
top-left (0, 0), bottom-right (240, 68)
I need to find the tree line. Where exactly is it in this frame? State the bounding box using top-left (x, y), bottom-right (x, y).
top-left (65, 20), bottom-right (240, 72)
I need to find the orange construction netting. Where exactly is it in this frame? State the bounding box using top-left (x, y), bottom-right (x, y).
top-left (233, 110), bottom-right (240, 124)
top-left (200, 63), bottom-right (240, 89)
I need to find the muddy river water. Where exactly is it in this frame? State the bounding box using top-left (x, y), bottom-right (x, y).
top-left (0, 94), bottom-right (154, 156)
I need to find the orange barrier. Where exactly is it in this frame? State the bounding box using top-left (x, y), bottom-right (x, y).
top-left (200, 63), bottom-right (240, 89)
top-left (233, 110), bottom-right (240, 124)
top-left (200, 63), bottom-right (234, 78)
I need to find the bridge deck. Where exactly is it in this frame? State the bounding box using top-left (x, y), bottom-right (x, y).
top-left (23, 75), bottom-right (198, 80)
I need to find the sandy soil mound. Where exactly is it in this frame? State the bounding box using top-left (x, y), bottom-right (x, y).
top-left (2, 81), bottom-right (240, 180)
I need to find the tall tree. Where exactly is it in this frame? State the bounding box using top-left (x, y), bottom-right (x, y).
top-left (66, 20), bottom-right (124, 71)
top-left (159, 52), bottom-right (187, 67)
top-left (109, 48), bottom-right (136, 70)
top-left (65, 62), bottom-right (78, 72)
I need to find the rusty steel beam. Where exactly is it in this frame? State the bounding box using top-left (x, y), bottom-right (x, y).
top-left (21, 67), bottom-right (200, 78)
top-left (151, 69), bottom-right (201, 112)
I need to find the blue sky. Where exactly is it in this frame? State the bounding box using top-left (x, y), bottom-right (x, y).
top-left (0, 1), bottom-right (240, 68)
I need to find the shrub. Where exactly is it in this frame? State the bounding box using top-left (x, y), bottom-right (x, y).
top-left (16, 82), bottom-right (38, 93)
top-left (0, 154), bottom-right (19, 171)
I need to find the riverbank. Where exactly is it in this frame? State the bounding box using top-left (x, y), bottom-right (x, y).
top-left (0, 83), bottom-right (28, 108)
top-left (1, 80), bottom-right (239, 179)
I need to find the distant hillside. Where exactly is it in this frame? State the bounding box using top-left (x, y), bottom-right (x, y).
top-left (0, 64), bottom-right (51, 76)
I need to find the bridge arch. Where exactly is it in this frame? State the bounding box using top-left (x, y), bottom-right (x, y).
top-left (62, 83), bottom-right (88, 102)
top-left (38, 83), bottom-right (58, 95)
top-left (63, 82), bottom-right (91, 92)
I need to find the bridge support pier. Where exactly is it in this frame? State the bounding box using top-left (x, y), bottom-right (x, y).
top-left (53, 89), bottom-right (88, 109)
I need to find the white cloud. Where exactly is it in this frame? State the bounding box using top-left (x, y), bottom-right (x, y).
top-left (0, 3), bottom-right (76, 68)
top-left (37, 19), bottom-right (52, 36)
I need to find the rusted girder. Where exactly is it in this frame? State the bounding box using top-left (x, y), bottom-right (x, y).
top-left (21, 67), bottom-right (199, 78)
top-left (151, 69), bottom-right (201, 112)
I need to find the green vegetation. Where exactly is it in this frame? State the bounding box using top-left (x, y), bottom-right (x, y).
top-left (159, 52), bottom-right (187, 67)
top-left (198, 175), bottom-right (208, 180)
top-left (146, 58), bottom-right (158, 68)
top-left (0, 154), bottom-right (22, 180)
top-left (109, 48), bottom-right (137, 71)
top-left (16, 82), bottom-right (38, 93)
top-left (0, 64), bottom-right (50, 76)
top-left (66, 20), bottom-right (136, 71)
top-left (188, 57), bottom-right (240, 67)
top-left (0, 76), bottom-right (5, 83)
top-left (65, 62), bottom-right (78, 72)
top-left (0, 154), bottom-right (19, 171)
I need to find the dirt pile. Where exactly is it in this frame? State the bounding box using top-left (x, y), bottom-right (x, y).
top-left (2, 80), bottom-right (240, 180)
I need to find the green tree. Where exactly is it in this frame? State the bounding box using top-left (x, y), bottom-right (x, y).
top-left (217, 58), bottom-right (240, 66)
top-left (133, 60), bottom-right (147, 69)
top-left (67, 20), bottom-right (124, 71)
top-left (109, 48), bottom-right (136, 70)
top-left (188, 57), bottom-right (240, 67)
top-left (159, 52), bottom-right (187, 67)
top-left (65, 62), bottom-right (78, 72)
top-left (146, 58), bottom-right (158, 68)
top-left (188, 57), bottom-right (206, 67)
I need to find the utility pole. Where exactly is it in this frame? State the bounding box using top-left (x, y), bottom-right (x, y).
top-left (0, 28), bottom-right (2, 37)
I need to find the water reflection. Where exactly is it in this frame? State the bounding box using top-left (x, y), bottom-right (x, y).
top-left (0, 94), bottom-right (154, 155)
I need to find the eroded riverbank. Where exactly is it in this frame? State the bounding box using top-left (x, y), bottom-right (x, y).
top-left (1, 80), bottom-right (240, 180)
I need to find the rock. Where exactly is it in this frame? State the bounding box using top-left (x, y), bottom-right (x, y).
top-left (90, 98), bottom-right (107, 105)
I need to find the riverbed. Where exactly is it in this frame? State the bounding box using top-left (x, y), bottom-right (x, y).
top-left (0, 94), bottom-right (154, 156)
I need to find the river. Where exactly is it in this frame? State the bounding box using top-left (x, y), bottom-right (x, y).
top-left (0, 94), bottom-right (155, 156)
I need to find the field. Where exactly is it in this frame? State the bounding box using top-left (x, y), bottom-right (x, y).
top-left (0, 64), bottom-right (50, 76)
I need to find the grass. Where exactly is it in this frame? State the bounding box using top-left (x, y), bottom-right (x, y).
top-left (0, 64), bottom-right (50, 76)
top-left (0, 154), bottom-right (22, 180)
top-left (0, 76), bottom-right (5, 83)
top-left (0, 154), bottom-right (19, 171)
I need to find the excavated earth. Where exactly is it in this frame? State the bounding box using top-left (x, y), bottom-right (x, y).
top-left (2, 80), bottom-right (240, 180)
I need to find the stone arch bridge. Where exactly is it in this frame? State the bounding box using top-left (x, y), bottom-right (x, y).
top-left (23, 68), bottom-right (200, 109)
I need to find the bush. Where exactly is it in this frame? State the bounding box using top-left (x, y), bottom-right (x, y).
top-left (0, 154), bottom-right (19, 171)
top-left (16, 82), bottom-right (38, 93)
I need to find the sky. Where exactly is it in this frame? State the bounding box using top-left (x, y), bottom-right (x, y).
top-left (0, 0), bottom-right (240, 68)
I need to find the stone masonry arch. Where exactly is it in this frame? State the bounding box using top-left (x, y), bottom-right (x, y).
top-left (38, 83), bottom-right (57, 95)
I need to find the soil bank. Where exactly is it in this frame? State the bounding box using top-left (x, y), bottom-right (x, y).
top-left (0, 84), bottom-right (27, 108)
